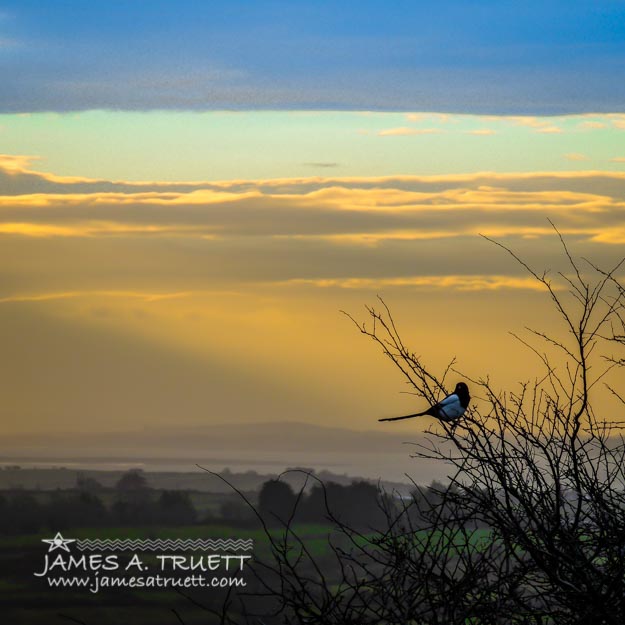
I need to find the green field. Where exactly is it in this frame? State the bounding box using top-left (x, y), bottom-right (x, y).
top-left (1, 520), bottom-right (499, 624)
top-left (0, 522), bottom-right (339, 625)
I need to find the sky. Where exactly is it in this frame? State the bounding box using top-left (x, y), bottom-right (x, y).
top-left (1, 2), bottom-right (625, 450)
top-left (2, 1), bottom-right (625, 114)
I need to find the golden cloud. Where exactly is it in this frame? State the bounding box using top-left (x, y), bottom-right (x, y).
top-left (2, 154), bottom-right (625, 298)
top-left (483, 116), bottom-right (564, 134)
top-left (0, 221), bottom-right (216, 238)
top-left (536, 126), bottom-right (563, 134)
top-left (378, 127), bottom-right (443, 136)
top-left (276, 275), bottom-right (550, 291)
top-left (0, 290), bottom-right (193, 304)
top-left (579, 121), bottom-right (606, 129)
top-left (405, 113), bottom-right (452, 124)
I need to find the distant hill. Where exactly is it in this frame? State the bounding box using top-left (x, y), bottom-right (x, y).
top-left (1, 420), bottom-right (427, 453)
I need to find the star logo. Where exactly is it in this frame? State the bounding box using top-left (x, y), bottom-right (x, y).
top-left (42, 532), bottom-right (76, 553)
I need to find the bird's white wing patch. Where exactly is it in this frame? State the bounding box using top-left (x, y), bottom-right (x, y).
top-left (436, 394), bottom-right (464, 420)
top-left (439, 393), bottom-right (459, 407)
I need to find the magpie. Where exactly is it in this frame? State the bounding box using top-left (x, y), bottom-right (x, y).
top-left (379, 382), bottom-right (470, 423)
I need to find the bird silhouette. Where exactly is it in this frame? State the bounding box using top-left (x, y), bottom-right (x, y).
top-left (379, 382), bottom-right (470, 423)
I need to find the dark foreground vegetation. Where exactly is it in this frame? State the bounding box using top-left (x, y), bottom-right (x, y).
top-left (201, 233), bottom-right (625, 625)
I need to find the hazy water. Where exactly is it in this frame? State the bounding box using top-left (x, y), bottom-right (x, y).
top-left (0, 448), bottom-right (444, 483)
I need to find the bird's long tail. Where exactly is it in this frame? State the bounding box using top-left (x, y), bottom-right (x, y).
top-left (379, 410), bottom-right (428, 422)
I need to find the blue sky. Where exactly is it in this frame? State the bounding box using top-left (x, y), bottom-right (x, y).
top-left (2, 1), bottom-right (625, 113)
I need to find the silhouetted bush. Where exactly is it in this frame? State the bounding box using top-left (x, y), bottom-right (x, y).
top-left (156, 491), bottom-right (197, 525)
top-left (75, 473), bottom-right (105, 492)
top-left (112, 469), bottom-right (154, 524)
top-left (44, 491), bottom-right (110, 530)
top-left (202, 235), bottom-right (625, 625)
top-left (258, 479), bottom-right (297, 525)
top-left (301, 480), bottom-right (387, 528)
top-left (115, 468), bottom-right (149, 493)
top-left (1, 492), bottom-right (43, 534)
top-left (220, 497), bottom-right (255, 524)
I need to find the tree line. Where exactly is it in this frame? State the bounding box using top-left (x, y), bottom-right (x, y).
top-left (0, 469), bottom-right (197, 533)
top-left (0, 466), bottom-right (423, 534)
